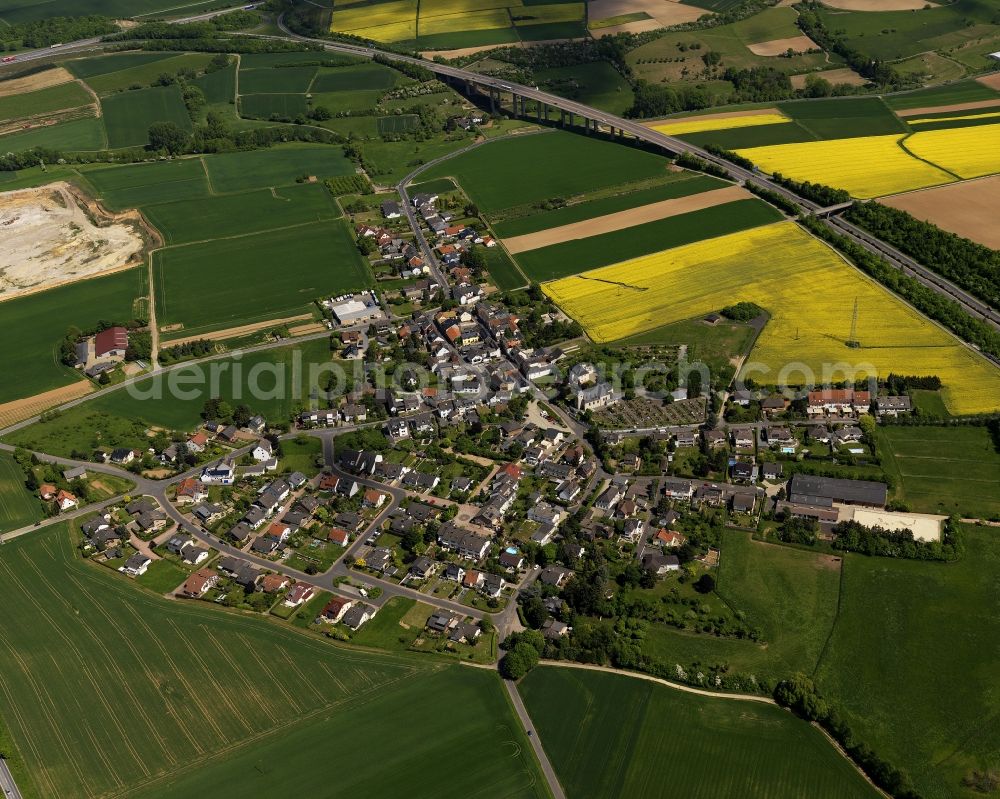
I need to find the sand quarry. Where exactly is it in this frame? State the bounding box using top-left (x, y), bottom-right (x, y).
top-left (0, 182), bottom-right (146, 301)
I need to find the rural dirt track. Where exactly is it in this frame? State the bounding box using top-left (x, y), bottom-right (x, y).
top-left (161, 313), bottom-right (315, 346)
top-left (881, 175), bottom-right (1000, 249)
top-left (502, 185), bottom-right (751, 253)
top-left (977, 73), bottom-right (1000, 91)
top-left (0, 381), bottom-right (94, 429)
top-left (747, 34), bottom-right (819, 56)
top-left (896, 97), bottom-right (1000, 117)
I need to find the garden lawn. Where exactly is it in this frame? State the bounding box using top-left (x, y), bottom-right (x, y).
top-left (101, 85), bottom-right (193, 149)
top-left (135, 559), bottom-right (188, 594)
top-left (520, 666), bottom-right (877, 799)
top-left (876, 425), bottom-right (1000, 519)
top-left (348, 596), bottom-right (423, 650)
top-left (816, 525), bottom-right (1000, 799)
top-left (0, 268), bottom-right (145, 405)
top-left (420, 131), bottom-right (674, 214)
top-left (154, 220), bottom-right (369, 337)
top-left (0, 523), bottom-right (547, 799)
top-left (0, 453), bottom-right (41, 535)
top-left (278, 436), bottom-right (323, 476)
top-left (515, 199), bottom-right (782, 280)
top-left (203, 145), bottom-right (354, 193)
top-left (143, 183), bottom-right (341, 245)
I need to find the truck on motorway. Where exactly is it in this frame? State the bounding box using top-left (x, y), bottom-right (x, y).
top-left (49, 42), bottom-right (63, 48)
top-left (1, 55), bottom-right (15, 63)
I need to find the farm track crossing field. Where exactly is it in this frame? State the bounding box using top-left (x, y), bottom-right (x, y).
top-left (83, 53), bottom-right (215, 96)
top-left (492, 173), bottom-right (725, 237)
top-left (0, 81), bottom-right (92, 122)
top-left (735, 134), bottom-right (956, 198)
top-left (154, 220), bottom-right (370, 338)
top-left (203, 145), bottom-right (354, 193)
top-left (0, 523), bottom-right (547, 799)
top-left (143, 183), bottom-right (342, 245)
top-left (0, 452), bottom-right (40, 534)
top-left (905, 121), bottom-right (1000, 179)
top-left (0, 268), bottom-right (144, 405)
top-left (542, 222), bottom-right (1000, 415)
top-left (815, 526), bottom-right (1000, 799)
top-left (877, 426), bottom-right (1000, 519)
top-left (516, 198), bottom-right (782, 281)
top-left (519, 667), bottom-right (878, 799)
top-left (420, 131), bottom-right (674, 214)
top-left (101, 85), bottom-right (192, 149)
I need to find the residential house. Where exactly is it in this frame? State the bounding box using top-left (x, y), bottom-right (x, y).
top-left (322, 596), bottom-right (353, 624)
top-left (640, 552), bottom-right (680, 576)
top-left (181, 568), bottom-right (218, 598)
top-left (284, 583), bottom-right (316, 607)
top-left (342, 603), bottom-right (376, 630)
top-left (121, 553), bottom-right (151, 577)
top-left (541, 619), bottom-right (570, 639)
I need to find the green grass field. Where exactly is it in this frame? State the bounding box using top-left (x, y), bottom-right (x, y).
top-left (278, 435), bottom-right (323, 476)
top-left (618, 315), bottom-right (755, 377)
top-left (877, 425), bottom-right (1000, 519)
top-left (154, 220), bottom-right (368, 337)
top-left (0, 0), bottom-right (228, 24)
top-left (143, 183), bottom-right (341, 245)
top-left (778, 97), bottom-right (907, 139)
top-left (639, 528), bottom-right (842, 682)
top-left (84, 53), bottom-right (215, 96)
top-left (203, 145), bottom-right (354, 193)
top-left (0, 81), bottom-right (92, 122)
top-left (239, 93), bottom-right (309, 119)
top-left (101, 84), bottom-right (193, 148)
top-left (63, 52), bottom-right (179, 80)
top-left (0, 453), bottom-right (41, 535)
top-left (485, 246), bottom-right (527, 291)
top-left (885, 79), bottom-right (1000, 111)
top-left (7, 340), bottom-right (343, 446)
top-left (520, 666), bottom-right (877, 799)
top-left (515, 198), bottom-right (783, 281)
top-left (534, 61), bottom-right (634, 116)
top-left (192, 62), bottom-right (236, 104)
top-left (0, 522), bottom-right (548, 799)
top-left (0, 268), bottom-right (145, 405)
top-left (311, 62), bottom-right (401, 92)
top-left (80, 158), bottom-right (210, 209)
top-left (0, 115), bottom-right (106, 152)
top-left (815, 525), bottom-right (1000, 799)
top-left (238, 65), bottom-right (318, 94)
top-left (493, 173), bottom-right (725, 237)
top-left (420, 131), bottom-right (675, 214)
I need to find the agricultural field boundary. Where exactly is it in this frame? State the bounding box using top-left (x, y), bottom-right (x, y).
top-left (895, 132), bottom-right (963, 181)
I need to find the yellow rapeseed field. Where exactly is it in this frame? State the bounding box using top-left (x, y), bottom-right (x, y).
top-left (907, 110), bottom-right (1000, 125)
top-left (332, 0), bottom-right (417, 33)
top-left (905, 122), bottom-right (1000, 179)
top-left (419, 7), bottom-right (511, 35)
top-left (735, 134), bottom-right (955, 198)
top-left (420, 0), bottom-right (522, 15)
top-left (542, 222), bottom-right (1000, 415)
top-left (648, 112), bottom-right (791, 136)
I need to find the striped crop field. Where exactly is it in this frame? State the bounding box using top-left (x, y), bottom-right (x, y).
top-left (905, 121), bottom-right (1000, 179)
top-left (648, 111), bottom-right (791, 136)
top-left (541, 222), bottom-right (1000, 415)
top-left (0, 524), bottom-right (548, 799)
top-left (735, 134), bottom-right (955, 198)
top-left (906, 110), bottom-right (1000, 126)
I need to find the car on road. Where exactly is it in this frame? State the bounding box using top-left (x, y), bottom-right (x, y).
top-left (1, 55), bottom-right (15, 63)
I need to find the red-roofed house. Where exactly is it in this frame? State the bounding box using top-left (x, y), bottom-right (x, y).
top-left (55, 490), bottom-right (78, 511)
top-left (322, 596), bottom-right (353, 623)
top-left (284, 582), bottom-right (316, 607)
top-left (655, 529), bottom-right (686, 548)
top-left (328, 528), bottom-right (350, 546)
top-left (261, 573), bottom-right (290, 593)
top-left (175, 478), bottom-right (206, 504)
top-left (187, 431), bottom-right (209, 453)
top-left (39, 484), bottom-right (57, 501)
top-left (462, 569), bottom-right (484, 589)
top-left (181, 568), bottom-right (218, 597)
top-left (501, 463), bottom-right (522, 480)
top-left (363, 488), bottom-right (386, 509)
top-left (94, 326), bottom-right (128, 359)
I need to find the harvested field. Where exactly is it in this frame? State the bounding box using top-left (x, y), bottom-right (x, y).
top-left (881, 175), bottom-right (1000, 249)
top-left (0, 380), bottom-right (93, 429)
top-left (162, 314), bottom-right (314, 344)
top-left (589, 0), bottom-right (707, 27)
top-left (790, 68), bottom-right (866, 89)
top-left (503, 185), bottom-right (750, 253)
top-left (0, 67), bottom-right (73, 98)
top-left (896, 98), bottom-right (1000, 117)
top-left (0, 182), bottom-right (145, 301)
top-left (820, 0), bottom-right (934, 8)
top-left (977, 73), bottom-right (1000, 91)
top-left (747, 34), bottom-right (819, 55)
top-left (593, 18), bottom-right (663, 36)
